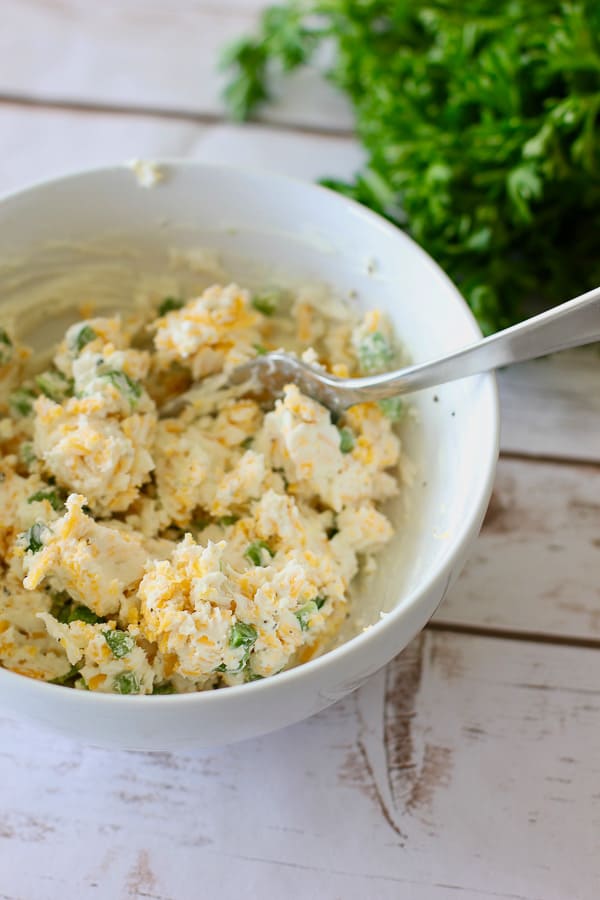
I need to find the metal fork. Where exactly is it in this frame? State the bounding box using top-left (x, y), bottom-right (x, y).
top-left (164, 286), bottom-right (600, 416)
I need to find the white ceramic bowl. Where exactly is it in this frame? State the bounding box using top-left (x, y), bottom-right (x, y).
top-left (0, 162), bottom-right (499, 749)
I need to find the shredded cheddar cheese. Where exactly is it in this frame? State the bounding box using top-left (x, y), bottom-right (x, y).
top-left (0, 276), bottom-right (407, 693)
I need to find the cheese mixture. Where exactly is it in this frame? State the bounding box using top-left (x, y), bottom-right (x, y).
top-left (0, 282), bottom-right (408, 694)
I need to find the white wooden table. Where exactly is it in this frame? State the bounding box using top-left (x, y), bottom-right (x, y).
top-left (1, 4), bottom-right (599, 898)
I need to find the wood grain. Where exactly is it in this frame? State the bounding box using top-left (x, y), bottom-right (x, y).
top-left (0, 103), bottom-right (362, 198)
top-left (499, 347), bottom-right (600, 462)
top-left (0, 0), bottom-right (354, 131)
top-left (0, 103), bottom-right (206, 195)
top-left (435, 456), bottom-right (600, 640)
top-left (1, 632), bottom-right (599, 899)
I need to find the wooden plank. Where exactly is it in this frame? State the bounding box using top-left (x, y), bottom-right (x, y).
top-left (0, 0), bottom-right (354, 131)
top-left (499, 347), bottom-right (600, 461)
top-left (183, 119), bottom-right (364, 178)
top-left (0, 103), bottom-right (206, 196)
top-left (0, 104), bottom-right (362, 196)
top-left (435, 456), bottom-right (600, 640)
top-left (1, 631), bottom-right (599, 898)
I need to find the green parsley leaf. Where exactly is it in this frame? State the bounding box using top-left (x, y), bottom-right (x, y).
top-left (253, 342), bottom-right (268, 355)
top-left (314, 595), bottom-right (327, 609)
top-left (216, 621), bottom-right (258, 674)
top-left (295, 600), bottom-right (319, 631)
top-left (49, 664), bottom-right (82, 687)
top-left (152, 680), bottom-right (176, 694)
top-left (240, 436), bottom-right (254, 449)
top-left (27, 487), bottom-right (66, 511)
top-left (35, 370), bottom-right (74, 402)
top-left (19, 442), bottom-right (36, 467)
top-left (69, 605), bottom-right (103, 625)
top-left (23, 522), bottom-right (47, 554)
top-left (158, 297), bottom-right (185, 317)
top-left (219, 37), bottom-right (270, 121)
top-left (358, 332), bottom-right (394, 375)
top-left (338, 427), bottom-right (355, 454)
top-left (0, 327), bottom-right (14, 366)
top-left (103, 630), bottom-right (135, 659)
top-left (221, 2), bottom-right (600, 331)
top-left (50, 591), bottom-right (104, 625)
top-left (49, 591), bottom-right (72, 622)
top-left (74, 325), bottom-right (97, 354)
top-left (113, 672), bottom-right (140, 694)
top-left (244, 540), bottom-right (274, 566)
top-left (252, 291), bottom-right (280, 316)
top-left (229, 621), bottom-right (258, 649)
top-left (378, 396), bottom-right (405, 422)
top-left (9, 387), bottom-right (36, 417)
top-left (219, 515), bottom-right (239, 527)
top-left (192, 516), bottom-right (210, 531)
top-left (98, 370), bottom-right (142, 407)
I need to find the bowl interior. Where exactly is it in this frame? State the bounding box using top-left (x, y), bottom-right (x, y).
top-left (0, 162), bottom-right (497, 644)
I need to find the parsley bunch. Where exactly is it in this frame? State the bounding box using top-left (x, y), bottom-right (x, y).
top-left (221, 1), bottom-right (600, 332)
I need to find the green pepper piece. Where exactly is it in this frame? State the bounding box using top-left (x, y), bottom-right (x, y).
top-left (23, 522), bottom-right (47, 553)
top-left (27, 487), bottom-right (66, 512)
top-left (113, 671), bottom-right (140, 694)
top-left (251, 291), bottom-right (279, 316)
top-left (152, 680), bottom-right (176, 694)
top-left (338, 427), bottom-right (355, 453)
top-left (158, 297), bottom-right (184, 317)
top-left (103, 630), bottom-right (135, 659)
top-left (244, 540), bottom-right (274, 566)
top-left (74, 325), bottom-right (98, 354)
top-left (295, 600), bottom-right (319, 631)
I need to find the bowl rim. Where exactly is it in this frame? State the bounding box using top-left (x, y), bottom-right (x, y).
top-left (0, 160), bottom-right (500, 704)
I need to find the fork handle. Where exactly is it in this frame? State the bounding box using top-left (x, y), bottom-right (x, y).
top-left (338, 285), bottom-right (600, 404)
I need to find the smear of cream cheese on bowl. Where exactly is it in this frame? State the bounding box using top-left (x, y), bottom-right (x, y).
top-left (128, 159), bottom-right (165, 188)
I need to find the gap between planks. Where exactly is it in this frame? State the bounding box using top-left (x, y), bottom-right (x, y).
top-left (500, 449), bottom-right (600, 470)
top-left (426, 620), bottom-right (600, 651)
top-left (0, 92), bottom-right (355, 139)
